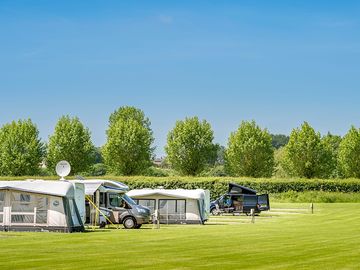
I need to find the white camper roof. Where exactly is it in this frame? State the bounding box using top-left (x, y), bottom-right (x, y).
top-left (70, 179), bottom-right (129, 195)
top-left (0, 180), bottom-right (75, 197)
top-left (127, 189), bottom-right (206, 200)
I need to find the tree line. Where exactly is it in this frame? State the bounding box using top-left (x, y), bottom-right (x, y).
top-left (0, 106), bottom-right (360, 179)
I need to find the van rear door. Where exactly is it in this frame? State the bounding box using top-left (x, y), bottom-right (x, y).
top-left (257, 194), bottom-right (270, 211)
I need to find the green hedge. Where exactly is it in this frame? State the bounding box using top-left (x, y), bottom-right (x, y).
top-left (99, 177), bottom-right (360, 200)
top-left (1, 176), bottom-right (360, 200)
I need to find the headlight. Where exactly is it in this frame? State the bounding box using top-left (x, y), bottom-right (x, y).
top-left (138, 208), bottom-right (147, 214)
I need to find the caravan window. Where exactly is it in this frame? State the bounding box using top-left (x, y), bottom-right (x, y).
top-left (0, 191), bottom-right (4, 210)
top-left (11, 192), bottom-right (35, 224)
top-left (11, 214), bottom-right (34, 223)
top-left (36, 197), bottom-right (48, 224)
top-left (0, 191), bottom-right (4, 223)
top-left (11, 192), bottom-right (35, 212)
top-left (177, 200), bottom-right (186, 218)
top-left (159, 200), bottom-right (186, 222)
top-left (10, 192), bottom-right (49, 225)
top-left (136, 199), bottom-right (156, 214)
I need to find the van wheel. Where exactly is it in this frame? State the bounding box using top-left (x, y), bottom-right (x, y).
top-left (123, 217), bottom-right (136, 229)
top-left (211, 208), bottom-right (219, 216)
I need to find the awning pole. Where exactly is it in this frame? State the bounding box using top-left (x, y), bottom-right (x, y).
top-left (85, 195), bottom-right (118, 229)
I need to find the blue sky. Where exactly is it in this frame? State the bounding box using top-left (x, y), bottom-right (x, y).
top-left (0, 1), bottom-right (359, 156)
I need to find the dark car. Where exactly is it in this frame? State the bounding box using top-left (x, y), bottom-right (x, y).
top-left (210, 183), bottom-right (270, 215)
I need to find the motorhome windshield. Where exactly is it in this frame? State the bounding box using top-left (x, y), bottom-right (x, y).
top-left (108, 193), bottom-right (137, 208)
top-left (122, 194), bottom-right (137, 206)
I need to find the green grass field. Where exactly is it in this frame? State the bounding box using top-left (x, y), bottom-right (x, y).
top-left (1, 203), bottom-right (359, 270)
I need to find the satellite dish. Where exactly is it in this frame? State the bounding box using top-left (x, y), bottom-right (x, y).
top-left (56, 160), bottom-right (71, 180)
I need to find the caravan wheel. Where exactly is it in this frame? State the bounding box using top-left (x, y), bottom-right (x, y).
top-left (123, 217), bottom-right (136, 229)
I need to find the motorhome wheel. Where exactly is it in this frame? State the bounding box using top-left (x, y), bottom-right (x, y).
top-left (123, 217), bottom-right (136, 229)
top-left (99, 221), bottom-right (106, 228)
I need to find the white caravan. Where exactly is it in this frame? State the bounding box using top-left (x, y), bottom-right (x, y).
top-left (0, 180), bottom-right (85, 233)
top-left (127, 189), bottom-right (210, 224)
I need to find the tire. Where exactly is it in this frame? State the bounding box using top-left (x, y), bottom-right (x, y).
top-left (211, 208), bottom-right (219, 216)
top-left (99, 221), bottom-right (107, 228)
top-left (123, 217), bottom-right (137, 229)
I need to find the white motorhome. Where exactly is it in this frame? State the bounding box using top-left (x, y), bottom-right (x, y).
top-left (0, 180), bottom-right (85, 233)
top-left (127, 189), bottom-right (210, 224)
top-left (71, 180), bottom-right (151, 229)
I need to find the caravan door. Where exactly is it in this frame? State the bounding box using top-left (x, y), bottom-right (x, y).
top-left (257, 194), bottom-right (270, 211)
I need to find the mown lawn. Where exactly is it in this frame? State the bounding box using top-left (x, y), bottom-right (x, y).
top-left (0, 203), bottom-right (359, 270)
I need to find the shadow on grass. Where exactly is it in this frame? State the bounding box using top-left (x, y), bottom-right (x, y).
top-left (84, 227), bottom-right (155, 233)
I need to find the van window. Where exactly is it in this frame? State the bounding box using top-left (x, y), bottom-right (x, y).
top-left (99, 192), bottom-right (106, 207)
top-left (243, 195), bottom-right (258, 207)
top-left (109, 194), bottom-right (125, 208)
top-left (122, 194), bottom-right (137, 206)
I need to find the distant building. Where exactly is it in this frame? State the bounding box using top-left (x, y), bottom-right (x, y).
top-left (153, 157), bottom-right (165, 167)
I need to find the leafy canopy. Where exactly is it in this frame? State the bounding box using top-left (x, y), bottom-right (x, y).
top-left (338, 126), bottom-right (360, 178)
top-left (165, 117), bottom-right (216, 176)
top-left (109, 106), bottom-right (151, 130)
top-left (282, 122), bottom-right (335, 178)
top-left (47, 116), bottom-right (95, 174)
top-left (321, 133), bottom-right (342, 178)
top-left (103, 106), bottom-right (154, 175)
top-left (0, 119), bottom-right (45, 176)
top-left (225, 120), bottom-right (274, 177)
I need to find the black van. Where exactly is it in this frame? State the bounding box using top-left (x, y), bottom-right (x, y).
top-left (210, 183), bottom-right (270, 215)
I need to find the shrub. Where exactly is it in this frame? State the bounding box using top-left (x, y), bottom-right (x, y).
top-left (199, 165), bottom-right (228, 177)
top-left (88, 163), bottom-right (107, 176)
top-left (143, 167), bottom-right (170, 177)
